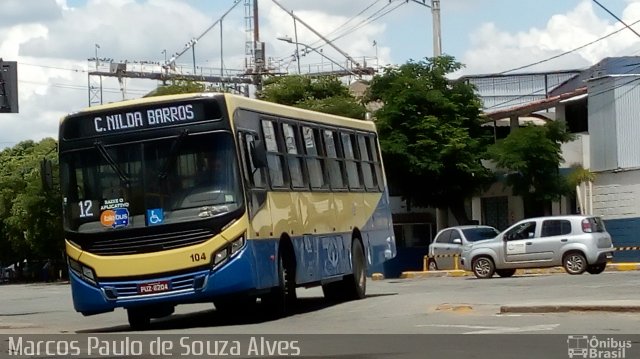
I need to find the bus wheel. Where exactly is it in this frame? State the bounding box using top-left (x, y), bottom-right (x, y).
top-left (214, 295), bottom-right (256, 315)
top-left (321, 280), bottom-right (344, 301)
top-left (127, 308), bottom-right (150, 330)
top-left (344, 239), bottom-right (366, 300)
top-left (263, 248), bottom-right (296, 317)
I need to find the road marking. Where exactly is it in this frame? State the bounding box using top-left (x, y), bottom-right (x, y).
top-left (416, 323), bottom-right (559, 334)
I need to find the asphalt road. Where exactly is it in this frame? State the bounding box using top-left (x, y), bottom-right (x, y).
top-left (1, 271), bottom-right (640, 335)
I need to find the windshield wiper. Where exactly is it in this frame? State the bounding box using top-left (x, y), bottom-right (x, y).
top-left (158, 129), bottom-right (189, 180)
top-left (94, 141), bottom-right (130, 187)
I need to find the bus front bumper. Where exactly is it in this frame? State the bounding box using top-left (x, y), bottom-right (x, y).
top-left (70, 243), bottom-right (262, 316)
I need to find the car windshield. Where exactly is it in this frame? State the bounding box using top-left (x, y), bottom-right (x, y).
top-left (462, 227), bottom-right (500, 242)
top-left (59, 132), bottom-right (242, 233)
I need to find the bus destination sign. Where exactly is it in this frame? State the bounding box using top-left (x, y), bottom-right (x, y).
top-left (94, 104), bottom-right (195, 134)
top-left (62, 101), bottom-right (220, 139)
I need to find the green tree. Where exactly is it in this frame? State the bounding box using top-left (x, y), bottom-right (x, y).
top-left (258, 75), bottom-right (366, 119)
top-left (367, 56), bottom-right (494, 224)
top-left (0, 139), bottom-right (63, 268)
top-left (487, 121), bottom-right (575, 217)
top-left (146, 79), bottom-right (221, 97)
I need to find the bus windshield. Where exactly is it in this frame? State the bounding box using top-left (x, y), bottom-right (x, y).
top-left (60, 132), bottom-right (242, 233)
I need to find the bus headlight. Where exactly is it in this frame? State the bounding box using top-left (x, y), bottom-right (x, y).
top-left (230, 235), bottom-right (245, 255)
top-left (214, 249), bottom-right (229, 266)
top-left (211, 234), bottom-right (246, 269)
top-left (67, 257), bottom-right (97, 285)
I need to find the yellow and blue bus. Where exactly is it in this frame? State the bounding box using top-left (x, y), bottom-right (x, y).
top-left (58, 92), bottom-right (396, 328)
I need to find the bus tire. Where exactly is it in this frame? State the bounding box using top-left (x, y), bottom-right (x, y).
top-left (321, 280), bottom-right (344, 302)
top-left (127, 308), bottom-right (150, 330)
top-left (262, 243), bottom-right (296, 317)
top-left (344, 239), bottom-right (366, 300)
top-left (214, 295), bottom-right (256, 315)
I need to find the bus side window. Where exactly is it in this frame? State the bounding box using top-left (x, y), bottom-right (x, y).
top-left (302, 126), bottom-right (326, 190)
top-left (357, 135), bottom-right (375, 190)
top-left (341, 132), bottom-right (362, 190)
top-left (323, 130), bottom-right (346, 190)
top-left (367, 135), bottom-right (384, 192)
top-left (239, 132), bottom-right (266, 188)
top-left (261, 119), bottom-right (288, 188)
top-left (283, 123), bottom-right (306, 189)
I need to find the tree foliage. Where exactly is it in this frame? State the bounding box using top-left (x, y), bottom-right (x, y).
top-left (258, 75), bottom-right (366, 119)
top-left (0, 138), bottom-right (63, 267)
top-left (146, 79), bottom-right (221, 97)
top-left (367, 56), bottom-right (494, 223)
top-left (487, 121), bottom-right (575, 216)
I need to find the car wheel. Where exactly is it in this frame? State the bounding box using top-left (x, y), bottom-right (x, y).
top-left (563, 252), bottom-right (587, 275)
top-left (496, 269), bottom-right (516, 278)
top-left (428, 259), bottom-right (438, 271)
top-left (586, 264), bottom-right (606, 275)
top-left (472, 256), bottom-right (495, 279)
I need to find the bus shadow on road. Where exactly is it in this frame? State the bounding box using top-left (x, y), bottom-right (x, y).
top-left (78, 293), bottom-right (395, 333)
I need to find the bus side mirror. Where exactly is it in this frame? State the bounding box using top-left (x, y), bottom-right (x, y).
top-left (250, 140), bottom-right (268, 168)
top-left (40, 159), bottom-right (53, 191)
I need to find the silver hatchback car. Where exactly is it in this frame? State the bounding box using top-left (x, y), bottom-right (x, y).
top-left (428, 225), bottom-right (500, 270)
top-left (460, 215), bottom-right (614, 278)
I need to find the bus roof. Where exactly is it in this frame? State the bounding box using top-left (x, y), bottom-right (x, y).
top-left (223, 93), bottom-right (377, 132)
top-left (62, 92), bottom-right (377, 132)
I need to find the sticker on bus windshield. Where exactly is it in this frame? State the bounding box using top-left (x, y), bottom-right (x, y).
top-left (100, 198), bottom-right (129, 211)
top-left (100, 208), bottom-right (129, 229)
top-left (146, 209), bottom-right (164, 226)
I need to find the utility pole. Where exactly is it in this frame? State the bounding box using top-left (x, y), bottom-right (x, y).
top-left (293, 13), bottom-right (301, 74)
top-left (432, 0), bottom-right (441, 56)
top-left (410, 0), bottom-right (442, 57)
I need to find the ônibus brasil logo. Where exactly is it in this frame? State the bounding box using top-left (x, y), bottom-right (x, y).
top-left (567, 335), bottom-right (632, 359)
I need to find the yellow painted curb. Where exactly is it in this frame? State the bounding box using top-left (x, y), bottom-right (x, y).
top-left (446, 270), bottom-right (469, 277)
top-left (608, 263), bottom-right (640, 271)
top-left (371, 273), bottom-right (385, 280)
top-left (400, 263), bottom-right (640, 279)
top-left (400, 270), bottom-right (468, 279)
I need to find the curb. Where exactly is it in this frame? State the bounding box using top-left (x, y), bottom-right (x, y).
top-left (500, 304), bottom-right (640, 314)
top-left (606, 263), bottom-right (640, 271)
top-left (400, 263), bottom-right (640, 278)
top-left (400, 270), bottom-right (468, 279)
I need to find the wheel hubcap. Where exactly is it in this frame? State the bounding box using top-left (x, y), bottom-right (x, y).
top-left (475, 259), bottom-right (491, 276)
top-left (567, 255), bottom-right (584, 272)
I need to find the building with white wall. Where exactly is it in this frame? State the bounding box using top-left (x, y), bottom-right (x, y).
top-left (476, 57), bottom-right (640, 261)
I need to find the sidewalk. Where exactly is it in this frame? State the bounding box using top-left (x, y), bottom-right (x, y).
top-left (398, 262), bottom-right (640, 279)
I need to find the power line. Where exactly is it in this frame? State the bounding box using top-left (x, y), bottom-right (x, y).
top-left (273, 0), bottom-right (405, 68)
top-left (329, 1), bottom-right (406, 44)
top-left (19, 62), bottom-right (88, 73)
top-left (307, 0), bottom-right (391, 49)
top-left (500, 17), bottom-right (640, 74)
top-left (319, 0), bottom-right (382, 42)
top-left (592, 0), bottom-right (640, 39)
top-left (18, 79), bottom-right (149, 95)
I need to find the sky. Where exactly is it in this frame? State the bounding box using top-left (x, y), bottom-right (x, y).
top-left (1, 0), bottom-right (640, 149)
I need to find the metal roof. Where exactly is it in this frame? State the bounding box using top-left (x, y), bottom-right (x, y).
top-left (549, 56), bottom-right (640, 96)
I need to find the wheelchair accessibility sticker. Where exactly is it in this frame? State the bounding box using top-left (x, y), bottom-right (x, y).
top-left (146, 209), bottom-right (164, 226)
